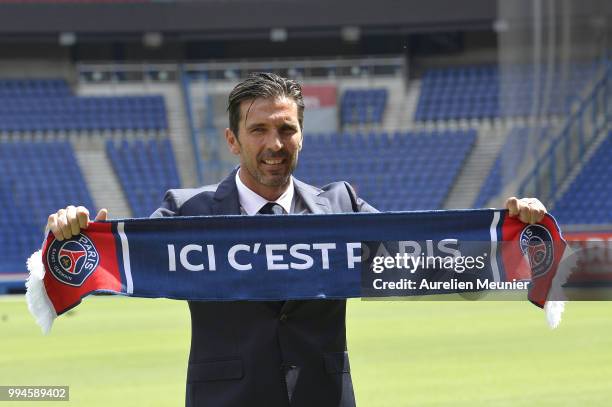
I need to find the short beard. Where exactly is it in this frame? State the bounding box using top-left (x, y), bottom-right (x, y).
top-left (256, 172), bottom-right (291, 187)
top-left (247, 154), bottom-right (298, 188)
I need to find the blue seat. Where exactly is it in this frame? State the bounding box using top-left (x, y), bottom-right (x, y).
top-left (296, 129), bottom-right (475, 212)
top-left (0, 78), bottom-right (169, 132)
top-left (414, 63), bottom-right (599, 121)
top-left (106, 138), bottom-right (182, 217)
top-left (0, 140), bottom-right (96, 274)
top-left (552, 132), bottom-right (612, 225)
top-left (340, 88), bottom-right (388, 125)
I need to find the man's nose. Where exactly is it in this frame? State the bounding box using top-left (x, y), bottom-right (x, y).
top-left (264, 132), bottom-right (283, 151)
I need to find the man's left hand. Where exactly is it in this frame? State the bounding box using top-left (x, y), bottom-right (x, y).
top-left (505, 197), bottom-right (548, 225)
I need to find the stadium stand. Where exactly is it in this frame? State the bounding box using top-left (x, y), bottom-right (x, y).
top-left (414, 64), bottom-right (598, 121)
top-left (0, 78), bottom-right (175, 285)
top-left (0, 79), bottom-right (167, 132)
top-left (340, 88), bottom-right (388, 125)
top-left (473, 127), bottom-right (550, 208)
top-left (551, 131), bottom-right (612, 225)
top-left (0, 57), bottom-right (606, 284)
top-left (295, 130), bottom-right (476, 211)
top-left (0, 79), bottom-right (71, 97)
top-left (0, 140), bottom-right (95, 283)
top-left (106, 138), bottom-right (182, 217)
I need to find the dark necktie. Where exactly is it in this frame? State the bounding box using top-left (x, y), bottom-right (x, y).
top-left (257, 202), bottom-right (286, 312)
top-left (258, 202), bottom-right (285, 215)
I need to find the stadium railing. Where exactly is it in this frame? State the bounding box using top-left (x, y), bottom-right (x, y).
top-left (517, 63), bottom-right (610, 208)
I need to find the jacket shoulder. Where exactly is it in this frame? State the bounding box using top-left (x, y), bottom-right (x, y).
top-left (150, 183), bottom-right (219, 217)
top-left (318, 181), bottom-right (378, 213)
top-left (169, 184), bottom-right (219, 207)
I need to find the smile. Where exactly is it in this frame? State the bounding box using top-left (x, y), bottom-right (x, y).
top-left (262, 159), bottom-right (285, 165)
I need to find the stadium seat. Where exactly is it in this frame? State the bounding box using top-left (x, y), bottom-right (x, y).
top-left (295, 130), bottom-right (476, 211)
top-left (552, 132), bottom-right (612, 225)
top-left (473, 127), bottom-right (549, 208)
top-left (0, 140), bottom-right (95, 274)
top-left (340, 88), bottom-right (388, 125)
top-left (0, 79), bottom-right (168, 133)
top-left (415, 64), bottom-right (598, 121)
top-left (106, 138), bottom-right (182, 217)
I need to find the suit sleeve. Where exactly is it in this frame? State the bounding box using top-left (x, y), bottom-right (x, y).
top-left (343, 182), bottom-right (378, 213)
top-left (150, 189), bottom-right (180, 218)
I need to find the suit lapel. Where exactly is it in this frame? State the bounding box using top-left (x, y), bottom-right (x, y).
top-left (211, 170), bottom-right (332, 215)
top-left (211, 168), bottom-right (241, 215)
top-left (293, 178), bottom-right (332, 214)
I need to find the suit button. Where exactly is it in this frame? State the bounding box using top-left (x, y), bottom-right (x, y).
top-left (279, 313), bottom-right (288, 323)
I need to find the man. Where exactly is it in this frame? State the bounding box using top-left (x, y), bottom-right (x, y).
top-left (46, 72), bottom-right (547, 407)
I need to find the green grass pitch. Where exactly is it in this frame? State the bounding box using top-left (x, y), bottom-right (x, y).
top-left (1, 295), bottom-right (611, 406)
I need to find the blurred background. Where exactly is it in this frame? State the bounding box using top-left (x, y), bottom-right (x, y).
top-left (0, 1), bottom-right (610, 405)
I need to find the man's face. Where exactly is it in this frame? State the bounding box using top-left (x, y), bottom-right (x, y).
top-left (226, 96), bottom-right (303, 197)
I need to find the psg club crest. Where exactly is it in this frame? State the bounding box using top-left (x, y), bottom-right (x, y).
top-left (47, 234), bottom-right (100, 286)
top-left (519, 224), bottom-right (554, 278)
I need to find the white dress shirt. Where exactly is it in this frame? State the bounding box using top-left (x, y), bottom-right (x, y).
top-left (235, 168), bottom-right (295, 215)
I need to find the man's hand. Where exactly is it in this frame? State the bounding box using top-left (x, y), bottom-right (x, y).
top-left (46, 206), bottom-right (108, 241)
top-left (505, 197), bottom-right (547, 225)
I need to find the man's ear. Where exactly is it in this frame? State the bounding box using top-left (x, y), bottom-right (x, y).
top-left (298, 132), bottom-right (304, 151)
top-left (225, 128), bottom-right (241, 155)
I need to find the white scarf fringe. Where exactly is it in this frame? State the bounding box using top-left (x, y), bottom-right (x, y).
top-left (543, 244), bottom-right (576, 329)
top-left (25, 250), bottom-right (57, 335)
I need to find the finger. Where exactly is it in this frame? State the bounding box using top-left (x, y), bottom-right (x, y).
top-left (514, 199), bottom-right (529, 223)
top-left (505, 197), bottom-right (520, 217)
top-left (535, 208), bottom-right (546, 223)
top-left (56, 209), bottom-right (73, 240)
top-left (94, 208), bottom-right (108, 222)
top-left (47, 213), bottom-right (63, 241)
top-left (76, 206), bottom-right (90, 229)
top-left (538, 205), bottom-right (548, 222)
top-left (531, 204), bottom-right (546, 224)
top-left (525, 202), bottom-right (537, 225)
top-left (530, 199), bottom-right (548, 221)
top-left (529, 208), bottom-right (538, 224)
top-left (524, 200), bottom-right (546, 224)
top-left (518, 203), bottom-right (531, 224)
top-left (66, 205), bottom-right (80, 236)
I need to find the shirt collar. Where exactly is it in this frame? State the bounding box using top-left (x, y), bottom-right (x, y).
top-left (235, 168), bottom-right (294, 215)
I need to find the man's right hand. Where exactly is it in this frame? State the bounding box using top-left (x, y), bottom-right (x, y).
top-left (46, 206), bottom-right (108, 241)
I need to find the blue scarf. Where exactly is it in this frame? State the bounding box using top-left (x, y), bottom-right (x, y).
top-left (26, 209), bottom-right (569, 333)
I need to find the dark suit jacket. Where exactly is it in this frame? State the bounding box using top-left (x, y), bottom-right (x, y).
top-left (151, 168), bottom-right (376, 407)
